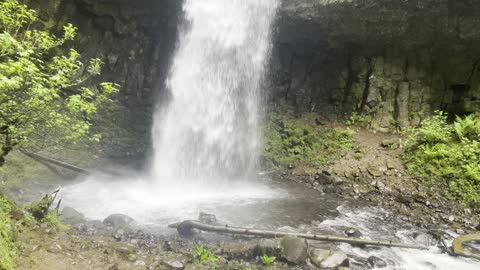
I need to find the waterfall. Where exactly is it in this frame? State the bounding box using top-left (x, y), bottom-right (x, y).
top-left (151, 0), bottom-right (279, 183)
top-left (61, 0), bottom-right (283, 225)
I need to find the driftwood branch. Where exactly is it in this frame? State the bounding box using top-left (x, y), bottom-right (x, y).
top-left (452, 234), bottom-right (480, 260)
top-left (169, 220), bottom-right (429, 250)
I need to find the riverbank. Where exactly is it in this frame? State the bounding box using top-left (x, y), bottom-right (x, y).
top-left (273, 126), bottom-right (480, 234)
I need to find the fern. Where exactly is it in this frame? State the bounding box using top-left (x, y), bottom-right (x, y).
top-left (453, 114), bottom-right (480, 141)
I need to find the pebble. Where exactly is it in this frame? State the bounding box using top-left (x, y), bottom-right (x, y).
top-left (134, 261), bottom-right (146, 266)
top-left (166, 261), bottom-right (184, 269)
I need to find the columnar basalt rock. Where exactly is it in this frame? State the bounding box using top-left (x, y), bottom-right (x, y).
top-left (272, 0), bottom-right (480, 131)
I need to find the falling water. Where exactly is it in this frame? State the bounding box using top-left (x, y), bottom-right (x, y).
top-left (152, 0), bottom-right (279, 183)
top-left (62, 0), bottom-right (283, 225)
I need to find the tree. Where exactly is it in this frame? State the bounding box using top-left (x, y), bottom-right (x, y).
top-left (0, 0), bottom-right (118, 166)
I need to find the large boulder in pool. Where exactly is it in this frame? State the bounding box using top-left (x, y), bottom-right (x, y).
top-left (103, 213), bottom-right (135, 229)
top-left (280, 236), bottom-right (308, 265)
top-left (60, 207), bottom-right (86, 225)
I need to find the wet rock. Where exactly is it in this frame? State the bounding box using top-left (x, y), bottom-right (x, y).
top-left (320, 251), bottom-right (349, 269)
top-left (309, 248), bottom-right (331, 266)
top-left (368, 168), bottom-right (383, 178)
top-left (333, 176), bottom-right (346, 185)
top-left (345, 228), bottom-right (363, 238)
top-left (396, 195), bottom-right (413, 205)
top-left (60, 207), bottom-right (86, 225)
top-left (166, 261), bottom-right (184, 269)
top-left (198, 212), bottom-right (216, 225)
top-left (221, 241), bottom-right (258, 259)
top-left (322, 169), bottom-right (332, 176)
top-left (256, 238), bottom-right (282, 257)
top-left (104, 213), bottom-right (135, 229)
top-left (134, 260), bottom-right (146, 266)
top-left (413, 232), bottom-right (437, 246)
top-left (381, 139), bottom-right (399, 148)
top-left (46, 243), bottom-right (63, 254)
top-left (107, 264), bottom-right (119, 270)
top-left (368, 256), bottom-right (387, 268)
top-left (280, 236), bottom-right (308, 265)
top-left (386, 160), bottom-right (396, 169)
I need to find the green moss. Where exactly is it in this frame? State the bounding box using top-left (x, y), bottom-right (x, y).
top-left (403, 112), bottom-right (480, 207)
top-left (0, 195), bottom-right (17, 270)
top-left (264, 114), bottom-right (353, 167)
top-left (41, 211), bottom-right (69, 232)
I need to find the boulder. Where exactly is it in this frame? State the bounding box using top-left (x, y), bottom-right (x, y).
top-left (320, 251), bottom-right (349, 269)
top-left (280, 236), bottom-right (308, 265)
top-left (345, 228), bottom-right (363, 238)
top-left (103, 213), bottom-right (135, 229)
top-left (221, 241), bottom-right (258, 259)
top-left (60, 207), bottom-right (86, 225)
top-left (309, 248), bottom-right (331, 266)
top-left (256, 238), bottom-right (282, 257)
top-left (368, 256), bottom-right (387, 268)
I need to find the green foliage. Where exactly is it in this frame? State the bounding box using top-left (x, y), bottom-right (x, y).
top-left (406, 111), bottom-right (452, 145)
top-left (193, 242), bottom-right (219, 265)
top-left (260, 255), bottom-right (276, 266)
top-left (127, 247), bottom-right (137, 261)
top-left (345, 111), bottom-right (366, 126)
top-left (403, 112), bottom-right (480, 207)
top-left (0, 194), bottom-right (16, 270)
top-left (453, 114), bottom-right (480, 141)
top-left (41, 211), bottom-right (69, 232)
top-left (264, 114), bottom-right (354, 167)
top-left (0, 0), bottom-right (118, 165)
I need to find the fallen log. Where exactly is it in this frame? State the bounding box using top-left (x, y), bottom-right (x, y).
top-left (169, 220), bottom-right (429, 250)
top-left (452, 233), bottom-right (480, 260)
top-left (20, 150), bottom-right (89, 174)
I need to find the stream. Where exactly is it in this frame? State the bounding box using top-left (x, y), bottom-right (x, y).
top-left (60, 173), bottom-right (479, 270)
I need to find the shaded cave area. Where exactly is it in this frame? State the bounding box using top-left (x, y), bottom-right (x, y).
top-left (270, 0), bottom-right (480, 131)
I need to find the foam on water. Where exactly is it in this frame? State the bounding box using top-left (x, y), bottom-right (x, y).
top-left (317, 206), bottom-right (479, 270)
top-left (62, 174), bottom-right (284, 226)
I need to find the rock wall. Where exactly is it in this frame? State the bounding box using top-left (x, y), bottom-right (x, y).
top-left (271, 0), bottom-right (480, 131)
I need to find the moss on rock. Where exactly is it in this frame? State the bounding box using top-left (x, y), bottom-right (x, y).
top-left (264, 114), bottom-right (353, 168)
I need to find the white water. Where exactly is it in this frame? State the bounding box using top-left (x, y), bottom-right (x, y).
top-left (316, 206), bottom-right (480, 270)
top-left (151, 0), bottom-right (279, 183)
top-left (62, 0), bottom-right (281, 225)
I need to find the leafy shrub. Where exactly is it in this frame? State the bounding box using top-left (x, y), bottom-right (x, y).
top-left (264, 114), bottom-right (353, 167)
top-left (408, 111), bottom-right (452, 145)
top-left (0, 0), bottom-right (118, 166)
top-left (453, 114), bottom-right (480, 141)
top-left (193, 242), bottom-right (219, 265)
top-left (0, 195), bottom-right (16, 270)
top-left (345, 111), bottom-right (366, 126)
top-left (260, 255), bottom-right (276, 265)
top-left (403, 112), bottom-right (480, 206)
